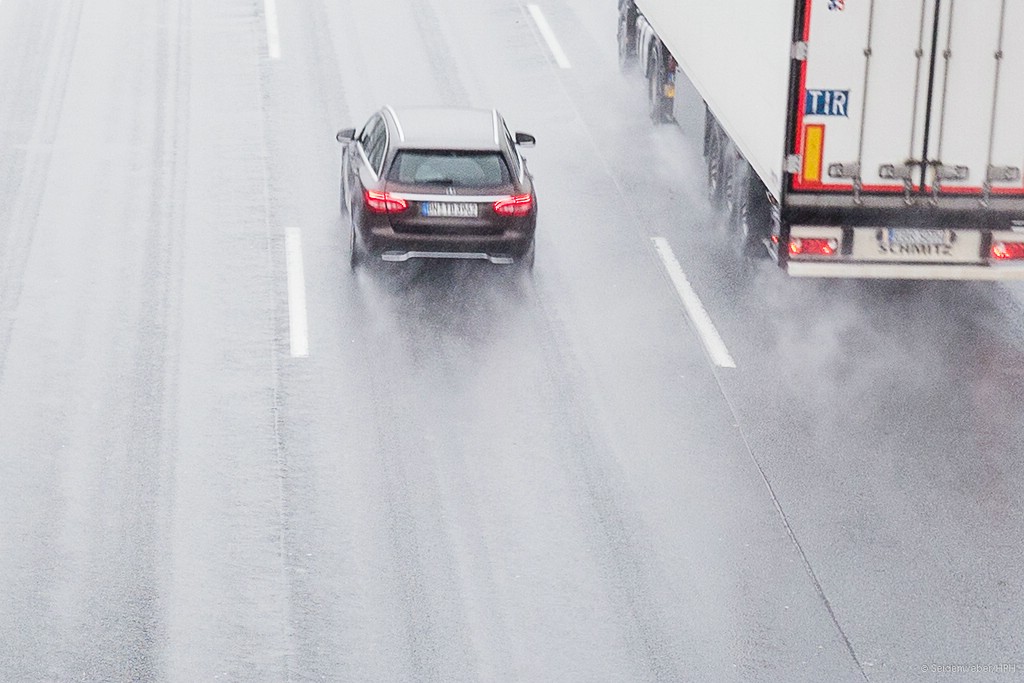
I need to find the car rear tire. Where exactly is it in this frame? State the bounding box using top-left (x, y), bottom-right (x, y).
top-left (340, 153), bottom-right (351, 214)
top-left (349, 228), bottom-right (361, 270)
top-left (348, 202), bottom-right (364, 270)
top-left (516, 239), bottom-right (535, 273)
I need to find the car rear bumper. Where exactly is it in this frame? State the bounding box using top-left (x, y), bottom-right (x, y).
top-left (363, 225), bottom-right (535, 259)
top-left (380, 251), bottom-right (517, 265)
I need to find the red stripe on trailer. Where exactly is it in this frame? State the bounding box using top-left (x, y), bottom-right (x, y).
top-left (928, 185), bottom-right (1024, 196)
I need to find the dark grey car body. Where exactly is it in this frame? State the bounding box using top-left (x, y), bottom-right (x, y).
top-left (337, 106), bottom-right (537, 267)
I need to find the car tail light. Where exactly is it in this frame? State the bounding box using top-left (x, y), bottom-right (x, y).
top-left (789, 237), bottom-right (838, 257)
top-left (364, 190), bottom-right (408, 214)
top-left (990, 240), bottom-right (1024, 261)
top-left (493, 194), bottom-right (533, 217)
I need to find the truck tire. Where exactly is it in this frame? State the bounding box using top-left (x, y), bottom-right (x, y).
top-left (647, 51), bottom-right (672, 124)
top-left (730, 162), bottom-right (771, 259)
top-left (705, 116), bottom-right (727, 207)
top-left (617, 2), bottom-right (637, 72)
top-left (723, 148), bottom-right (741, 218)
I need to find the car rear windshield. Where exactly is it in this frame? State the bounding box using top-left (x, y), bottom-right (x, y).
top-left (388, 150), bottom-right (511, 187)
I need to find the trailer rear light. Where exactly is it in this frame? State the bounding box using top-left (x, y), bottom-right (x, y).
top-left (990, 240), bottom-right (1024, 260)
top-left (789, 237), bottom-right (838, 257)
top-left (364, 190), bottom-right (408, 214)
top-left (493, 194), bottom-right (533, 216)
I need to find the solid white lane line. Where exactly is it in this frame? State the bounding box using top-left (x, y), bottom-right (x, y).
top-left (527, 4), bottom-right (572, 69)
top-left (264, 0), bottom-right (281, 60)
top-left (652, 237), bottom-right (736, 369)
top-left (285, 227), bottom-right (309, 358)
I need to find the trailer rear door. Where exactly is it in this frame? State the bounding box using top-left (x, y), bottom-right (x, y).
top-left (791, 0), bottom-right (1024, 202)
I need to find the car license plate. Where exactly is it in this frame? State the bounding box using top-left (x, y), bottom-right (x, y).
top-left (423, 202), bottom-right (478, 218)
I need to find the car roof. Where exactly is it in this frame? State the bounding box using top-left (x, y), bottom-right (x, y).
top-left (384, 106), bottom-right (504, 151)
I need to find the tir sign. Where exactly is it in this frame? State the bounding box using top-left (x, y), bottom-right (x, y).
top-left (805, 89), bottom-right (849, 117)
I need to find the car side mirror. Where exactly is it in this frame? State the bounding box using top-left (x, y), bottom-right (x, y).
top-left (515, 132), bottom-right (536, 148)
top-left (336, 128), bottom-right (356, 143)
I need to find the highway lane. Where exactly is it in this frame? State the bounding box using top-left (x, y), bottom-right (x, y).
top-left (551, 1), bottom-right (1024, 680)
top-left (272, 0), bottom-right (868, 680)
top-left (0, 0), bottom-right (290, 678)
top-left (0, 1), bottom-right (186, 677)
top-left (0, 0), bottom-right (1021, 681)
top-left (558, 2), bottom-right (1024, 680)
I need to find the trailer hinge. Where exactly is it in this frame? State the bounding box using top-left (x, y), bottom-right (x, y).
top-left (785, 154), bottom-right (802, 174)
top-left (988, 165), bottom-right (1021, 183)
top-left (925, 165), bottom-right (967, 204)
top-left (933, 164), bottom-right (969, 182)
top-left (879, 163), bottom-right (916, 181)
top-left (982, 167), bottom-right (1021, 206)
top-left (879, 163), bottom-right (918, 205)
top-left (827, 162), bottom-right (860, 179)
top-left (829, 162), bottom-right (863, 203)
top-left (791, 41), bottom-right (808, 61)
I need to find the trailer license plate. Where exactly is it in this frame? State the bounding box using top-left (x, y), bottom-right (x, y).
top-left (852, 228), bottom-right (982, 263)
top-left (423, 202), bottom-right (478, 218)
top-left (884, 228), bottom-right (950, 246)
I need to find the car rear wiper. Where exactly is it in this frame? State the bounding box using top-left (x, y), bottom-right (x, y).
top-left (420, 178), bottom-right (457, 185)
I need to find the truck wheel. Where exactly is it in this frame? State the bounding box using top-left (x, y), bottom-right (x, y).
top-left (705, 121), bottom-right (726, 207)
top-left (722, 154), bottom-right (738, 217)
top-left (723, 149), bottom-right (743, 218)
top-left (731, 165), bottom-right (771, 259)
top-left (647, 55), bottom-right (671, 124)
top-left (617, 4), bottom-right (637, 72)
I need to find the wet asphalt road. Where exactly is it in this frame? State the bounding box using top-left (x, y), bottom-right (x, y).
top-left (1, 1), bottom-right (1023, 681)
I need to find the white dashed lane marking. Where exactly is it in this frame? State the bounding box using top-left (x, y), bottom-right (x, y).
top-left (527, 4), bottom-right (572, 69)
top-left (285, 227), bottom-right (309, 358)
top-left (264, 0), bottom-right (281, 60)
top-left (652, 237), bottom-right (736, 369)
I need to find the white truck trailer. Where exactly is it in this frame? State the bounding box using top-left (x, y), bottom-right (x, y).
top-left (618, 0), bottom-right (1024, 279)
